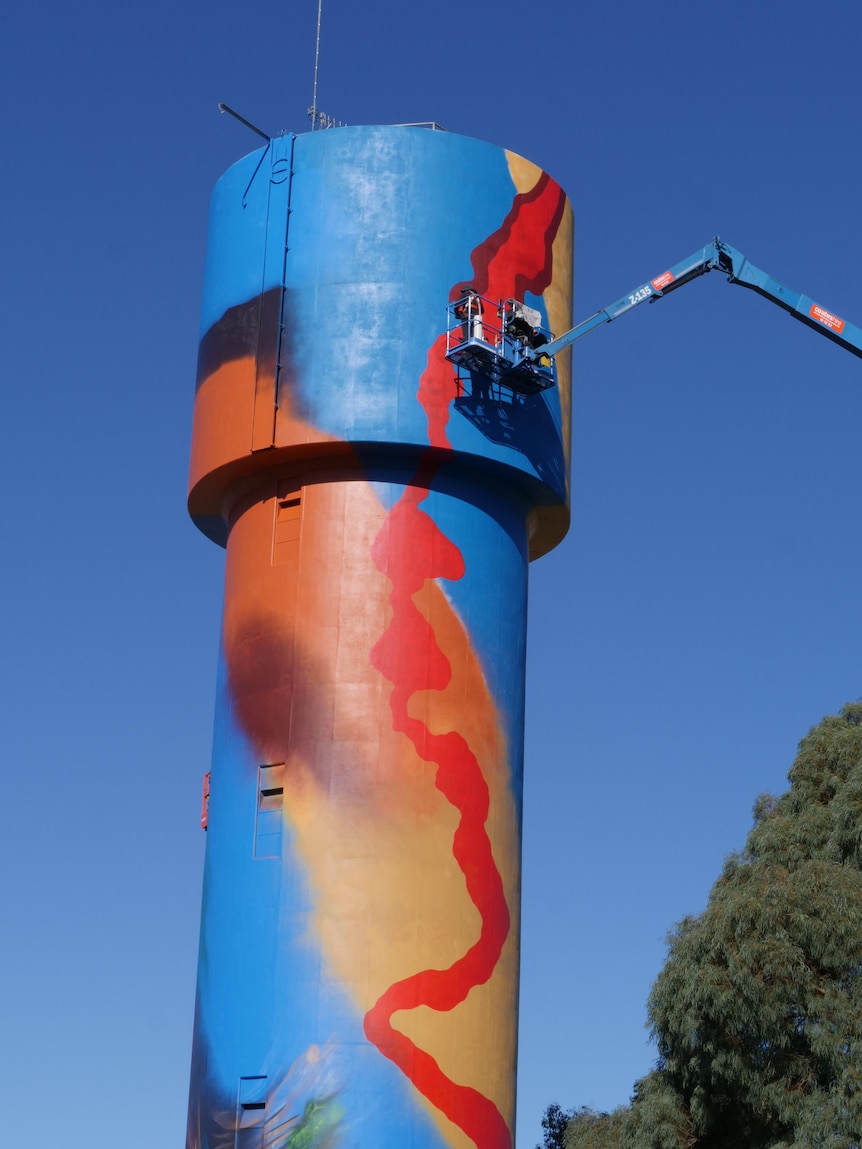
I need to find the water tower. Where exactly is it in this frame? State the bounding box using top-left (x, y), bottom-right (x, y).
top-left (187, 123), bottom-right (573, 1149)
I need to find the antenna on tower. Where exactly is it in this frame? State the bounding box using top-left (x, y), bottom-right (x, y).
top-left (307, 0), bottom-right (346, 131)
top-left (309, 0), bottom-right (323, 130)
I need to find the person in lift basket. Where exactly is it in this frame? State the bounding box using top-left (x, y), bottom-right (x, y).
top-left (454, 286), bottom-right (485, 343)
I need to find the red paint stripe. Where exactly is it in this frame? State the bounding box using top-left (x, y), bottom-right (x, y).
top-left (472, 171), bottom-right (567, 303)
top-left (364, 174), bottom-right (567, 1147)
top-left (366, 487), bottom-right (511, 1149)
top-left (418, 171), bottom-right (567, 447)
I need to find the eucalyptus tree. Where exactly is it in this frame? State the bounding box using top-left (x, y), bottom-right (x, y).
top-left (554, 703), bottom-right (862, 1149)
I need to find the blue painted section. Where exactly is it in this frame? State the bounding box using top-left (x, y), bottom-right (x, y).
top-left (188, 648), bottom-right (456, 1149)
top-left (198, 135), bottom-right (295, 339)
top-left (198, 125), bottom-right (569, 506)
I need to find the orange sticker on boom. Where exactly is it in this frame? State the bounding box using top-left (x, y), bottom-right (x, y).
top-left (651, 271), bottom-right (675, 291)
top-left (810, 303), bottom-right (845, 333)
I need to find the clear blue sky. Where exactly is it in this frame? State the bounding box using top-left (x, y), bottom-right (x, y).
top-left (2, 1), bottom-right (861, 1145)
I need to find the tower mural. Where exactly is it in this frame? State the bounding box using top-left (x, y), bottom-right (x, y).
top-left (187, 124), bottom-right (573, 1149)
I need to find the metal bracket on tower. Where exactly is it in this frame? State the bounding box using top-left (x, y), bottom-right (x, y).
top-left (217, 103), bottom-right (271, 141)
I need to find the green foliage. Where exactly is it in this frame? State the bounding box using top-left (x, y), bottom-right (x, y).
top-left (547, 703), bottom-right (862, 1149)
top-left (562, 1104), bottom-right (629, 1149)
top-left (538, 1103), bottom-right (574, 1149)
top-left (557, 1075), bottom-right (691, 1149)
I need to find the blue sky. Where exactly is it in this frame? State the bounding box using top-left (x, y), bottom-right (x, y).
top-left (2, 1), bottom-right (861, 1145)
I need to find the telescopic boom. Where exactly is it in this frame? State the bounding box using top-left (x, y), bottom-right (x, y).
top-left (533, 237), bottom-right (862, 361)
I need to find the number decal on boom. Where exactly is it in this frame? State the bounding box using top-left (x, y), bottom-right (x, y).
top-left (628, 285), bottom-right (653, 306)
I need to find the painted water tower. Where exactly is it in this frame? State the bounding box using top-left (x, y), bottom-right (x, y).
top-left (187, 123), bottom-right (573, 1149)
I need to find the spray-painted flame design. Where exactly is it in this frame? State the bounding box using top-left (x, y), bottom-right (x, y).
top-left (363, 171), bottom-right (567, 1149)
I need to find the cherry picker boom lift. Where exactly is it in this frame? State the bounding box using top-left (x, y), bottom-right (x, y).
top-left (445, 238), bottom-right (862, 398)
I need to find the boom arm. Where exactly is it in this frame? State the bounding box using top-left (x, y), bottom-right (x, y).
top-left (533, 237), bottom-right (862, 362)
